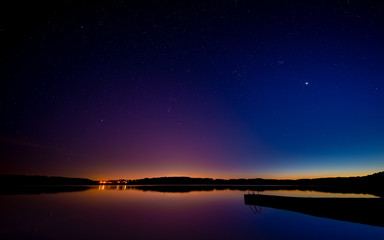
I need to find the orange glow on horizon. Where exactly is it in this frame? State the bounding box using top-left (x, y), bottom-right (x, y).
top-left (89, 168), bottom-right (382, 181)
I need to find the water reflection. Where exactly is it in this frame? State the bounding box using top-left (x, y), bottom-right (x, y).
top-left (98, 185), bottom-right (128, 191)
top-left (97, 185), bottom-right (381, 197)
top-left (1, 188), bottom-right (384, 240)
top-left (0, 185), bottom-right (92, 195)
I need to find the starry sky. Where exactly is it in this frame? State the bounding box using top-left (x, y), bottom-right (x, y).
top-left (1, 0), bottom-right (384, 180)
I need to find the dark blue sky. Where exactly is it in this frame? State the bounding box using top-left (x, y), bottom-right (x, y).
top-left (1, 0), bottom-right (384, 179)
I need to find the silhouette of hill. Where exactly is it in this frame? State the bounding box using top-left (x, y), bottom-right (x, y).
top-left (0, 172), bottom-right (384, 196)
top-left (0, 174), bottom-right (97, 185)
top-left (128, 171), bottom-right (384, 186)
top-left (126, 172), bottom-right (384, 197)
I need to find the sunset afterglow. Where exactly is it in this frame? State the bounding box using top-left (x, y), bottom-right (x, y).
top-left (1, 1), bottom-right (384, 180)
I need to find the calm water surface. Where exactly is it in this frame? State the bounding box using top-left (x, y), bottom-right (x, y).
top-left (1, 186), bottom-right (384, 240)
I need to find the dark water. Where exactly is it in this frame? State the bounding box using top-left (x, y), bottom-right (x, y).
top-left (1, 186), bottom-right (384, 240)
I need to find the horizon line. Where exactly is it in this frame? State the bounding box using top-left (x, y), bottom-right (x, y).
top-left (3, 171), bottom-right (382, 181)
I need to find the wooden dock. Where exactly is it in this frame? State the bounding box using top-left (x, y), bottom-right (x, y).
top-left (244, 194), bottom-right (384, 227)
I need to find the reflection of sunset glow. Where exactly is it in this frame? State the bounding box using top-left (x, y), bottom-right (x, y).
top-left (95, 186), bottom-right (378, 198)
top-left (2, 186), bottom-right (384, 239)
top-left (98, 185), bottom-right (138, 191)
top-left (258, 190), bottom-right (378, 198)
top-left (87, 161), bottom-right (384, 181)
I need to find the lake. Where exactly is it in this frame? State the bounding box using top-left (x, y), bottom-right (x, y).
top-left (1, 186), bottom-right (384, 240)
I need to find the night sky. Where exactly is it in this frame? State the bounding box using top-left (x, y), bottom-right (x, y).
top-left (1, 0), bottom-right (384, 180)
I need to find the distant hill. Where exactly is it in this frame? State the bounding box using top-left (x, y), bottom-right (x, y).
top-left (0, 174), bottom-right (98, 185)
top-left (126, 172), bottom-right (384, 197)
top-left (127, 171), bottom-right (384, 186)
top-left (1, 171), bottom-right (383, 188)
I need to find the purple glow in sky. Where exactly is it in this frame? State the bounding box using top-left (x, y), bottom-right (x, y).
top-left (1, 1), bottom-right (384, 179)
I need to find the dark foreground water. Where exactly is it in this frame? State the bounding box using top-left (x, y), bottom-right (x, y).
top-left (1, 186), bottom-right (384, 240)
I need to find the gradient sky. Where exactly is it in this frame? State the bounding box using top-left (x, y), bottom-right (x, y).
top-left (1, 0), bottom-right (384, 180)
